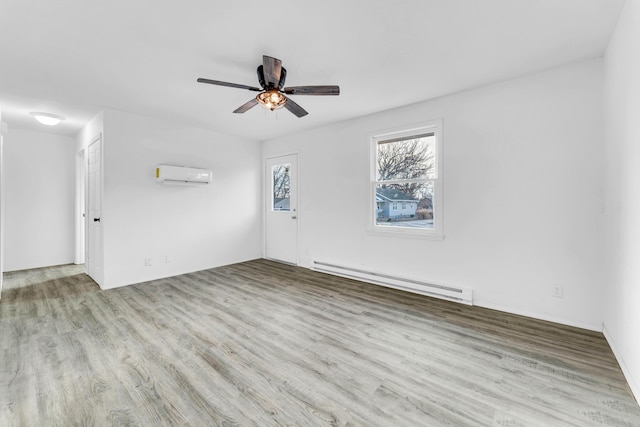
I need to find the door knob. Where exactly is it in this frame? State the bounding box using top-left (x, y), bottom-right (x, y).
top-left (93, 218), bottom-right (101, 222)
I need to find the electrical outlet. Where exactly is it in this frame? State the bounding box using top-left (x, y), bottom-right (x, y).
top-left (144, 257), bottom-right (152, 267)
top-left (552, 285), bottom-right (563, 298)
top-left (165, 255), bottom-right (171, 264)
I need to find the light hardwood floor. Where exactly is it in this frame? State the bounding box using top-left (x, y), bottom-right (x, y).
top-left (1, 260), bottom-right (639, 426)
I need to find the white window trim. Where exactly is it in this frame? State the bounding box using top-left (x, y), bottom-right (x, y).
top-left (368, 119), bottom-right (444, 239)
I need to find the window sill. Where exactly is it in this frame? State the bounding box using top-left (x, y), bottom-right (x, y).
top-left (367, 225), bottom-right (445, 240)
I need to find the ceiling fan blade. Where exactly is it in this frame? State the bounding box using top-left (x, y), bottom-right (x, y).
top-left (283, 85), bottom-right (340, 96)
top-left (262, 55), bottom-right (282, 88)
top-left (257, 66), bottom-right (266, 90)
top-left (197, 78), bottom-right (261, 92)
top-left (278, 68), bottom-right (287, 90)
top-left (233, 98), bottom-right (259, 114)
top-left (283, 96), bottom-right (308, 118)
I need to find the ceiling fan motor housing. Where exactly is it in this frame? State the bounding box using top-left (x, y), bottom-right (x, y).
top-left (257, 65), bottom-right (288, 90)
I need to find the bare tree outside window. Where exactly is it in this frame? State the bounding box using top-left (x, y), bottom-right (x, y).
top-left (272, 164), bottom-right (290, 211)
top-left (377, 136), bottom-right (434, 200)
top-left (374, 133), bottom-right (437, 228)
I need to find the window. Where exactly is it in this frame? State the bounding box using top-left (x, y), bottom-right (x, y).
top-left (272, 163), bottom-right (290, 211)
top-left (370, 120), bottom-right (443, 237)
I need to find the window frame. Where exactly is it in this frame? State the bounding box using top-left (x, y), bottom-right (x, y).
top-left (368, 119), bottom-right (444, 239)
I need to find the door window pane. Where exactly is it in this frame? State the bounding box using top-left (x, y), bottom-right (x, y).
top-left (272, 164), bottom-right (290, 211)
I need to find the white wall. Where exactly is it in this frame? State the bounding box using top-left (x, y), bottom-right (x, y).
top-left (76, 110), bottom-right (104, 154)
top-left (263, 59), bottom-right (604, 330)
top-left (78, 109), bottom-right (262, 289)
top-left (603, 0), bottom-right (640, 402)
top-left (4, 128), bottom-right (76, 271)
top-left (0, 109), bottom-right (4, 293)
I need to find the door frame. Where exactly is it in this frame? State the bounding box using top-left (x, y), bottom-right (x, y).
top-left (85, 133), bottom-right (103, 284)
top-left (263, 152), bottom-right (299, 265)
top-left (75, 148), bottom-right (86, 265)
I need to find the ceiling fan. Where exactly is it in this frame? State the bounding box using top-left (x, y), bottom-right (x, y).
top-left (197, 55), bottom-right (340, 118)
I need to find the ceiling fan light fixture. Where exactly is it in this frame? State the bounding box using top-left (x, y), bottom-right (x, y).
top-left (256, 90), bottom-right (287, 111)
top-left (30, 112), bottom-right (65, 126)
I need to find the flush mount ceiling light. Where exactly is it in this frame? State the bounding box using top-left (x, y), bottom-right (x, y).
top-left (30, 112), bottom-right (66, 126)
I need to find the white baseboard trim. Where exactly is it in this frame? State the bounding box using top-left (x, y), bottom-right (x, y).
top-left (473, 300), bottom-right (603, 332)
top-left (603, 324), bottom-right (640, 404)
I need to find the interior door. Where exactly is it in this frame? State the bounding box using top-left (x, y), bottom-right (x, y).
top-left (87, 136), bottom-right (103, 284)
top-left (265, 154), bottom-right (298, 264)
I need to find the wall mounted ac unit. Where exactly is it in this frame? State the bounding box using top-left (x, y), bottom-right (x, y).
top-left (155, 165), bottom-right (212, 185)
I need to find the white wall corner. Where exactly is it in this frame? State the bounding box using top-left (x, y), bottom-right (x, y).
top-left (603, 324), bottom-right (640, 404)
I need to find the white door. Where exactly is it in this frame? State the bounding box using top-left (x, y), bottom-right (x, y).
top-left (265, 154), bottom-right (298, 264)
top-left (87, 136), bottom-right (103, 283)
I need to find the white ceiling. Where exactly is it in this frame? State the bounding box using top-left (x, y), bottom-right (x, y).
top-left (0, 0), bottom-right (625, 141)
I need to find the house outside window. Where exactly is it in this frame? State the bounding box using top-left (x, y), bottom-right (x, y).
top-left (370, 119), bottom-right (443, 237)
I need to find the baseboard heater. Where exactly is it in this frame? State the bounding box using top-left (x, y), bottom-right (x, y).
top-left (311, 261), bottom-right (473, 305)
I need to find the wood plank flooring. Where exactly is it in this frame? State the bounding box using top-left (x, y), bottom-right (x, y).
top-left (1, 259), bottom-right (639, 426)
